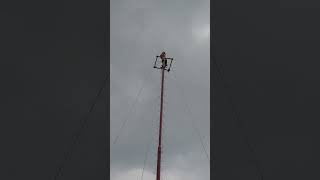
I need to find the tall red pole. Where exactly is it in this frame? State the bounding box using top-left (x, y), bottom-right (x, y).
top-left (156, 66), bottom-right (165, 180)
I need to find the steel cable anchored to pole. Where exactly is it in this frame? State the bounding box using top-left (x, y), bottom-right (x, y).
top-left (170, 70), bottom-right (210, 163)
top-left (111, 69), bottom-right (153, 146)
top-left (53, 75), bottom-right (107, 180)
top-left (213, 59), bottom-right (264, 180)
top-left (140, 113), bottom-right (157, 180)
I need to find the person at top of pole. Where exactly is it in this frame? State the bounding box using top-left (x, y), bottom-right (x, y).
top-left (160, 51), bottom-right (167, 69)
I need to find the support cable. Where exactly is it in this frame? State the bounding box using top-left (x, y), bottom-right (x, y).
top-left (140, 145), bottom-right (149, 180)
top-left (53, 75), bottom-right (107, 180)
top-left (111, 69), bottom-right (153, 145)
top-left (213, 59), bottom-right (264, 180)
top-left (170, 70), bottom-right (210, 163)
top-left (140, 113), bottom-right (157, 180)
top-left (110, 91), bottom-right (159, 180)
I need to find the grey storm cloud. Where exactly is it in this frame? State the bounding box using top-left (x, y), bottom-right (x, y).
top-left (110, 0), bottom-right (209, 180)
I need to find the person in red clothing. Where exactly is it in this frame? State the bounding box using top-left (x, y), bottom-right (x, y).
top-left (159, 51), bottom-right (167, 68)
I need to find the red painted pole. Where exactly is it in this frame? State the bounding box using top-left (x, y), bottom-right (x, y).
top-left (156, 66), bottom-right (165, 180)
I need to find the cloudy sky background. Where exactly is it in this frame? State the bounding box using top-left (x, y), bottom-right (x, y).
top-left (110, 0), bottom-right (209, 180)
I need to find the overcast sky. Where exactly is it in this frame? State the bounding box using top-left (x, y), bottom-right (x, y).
top-left (110, 0), bottom-right (210, 180)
